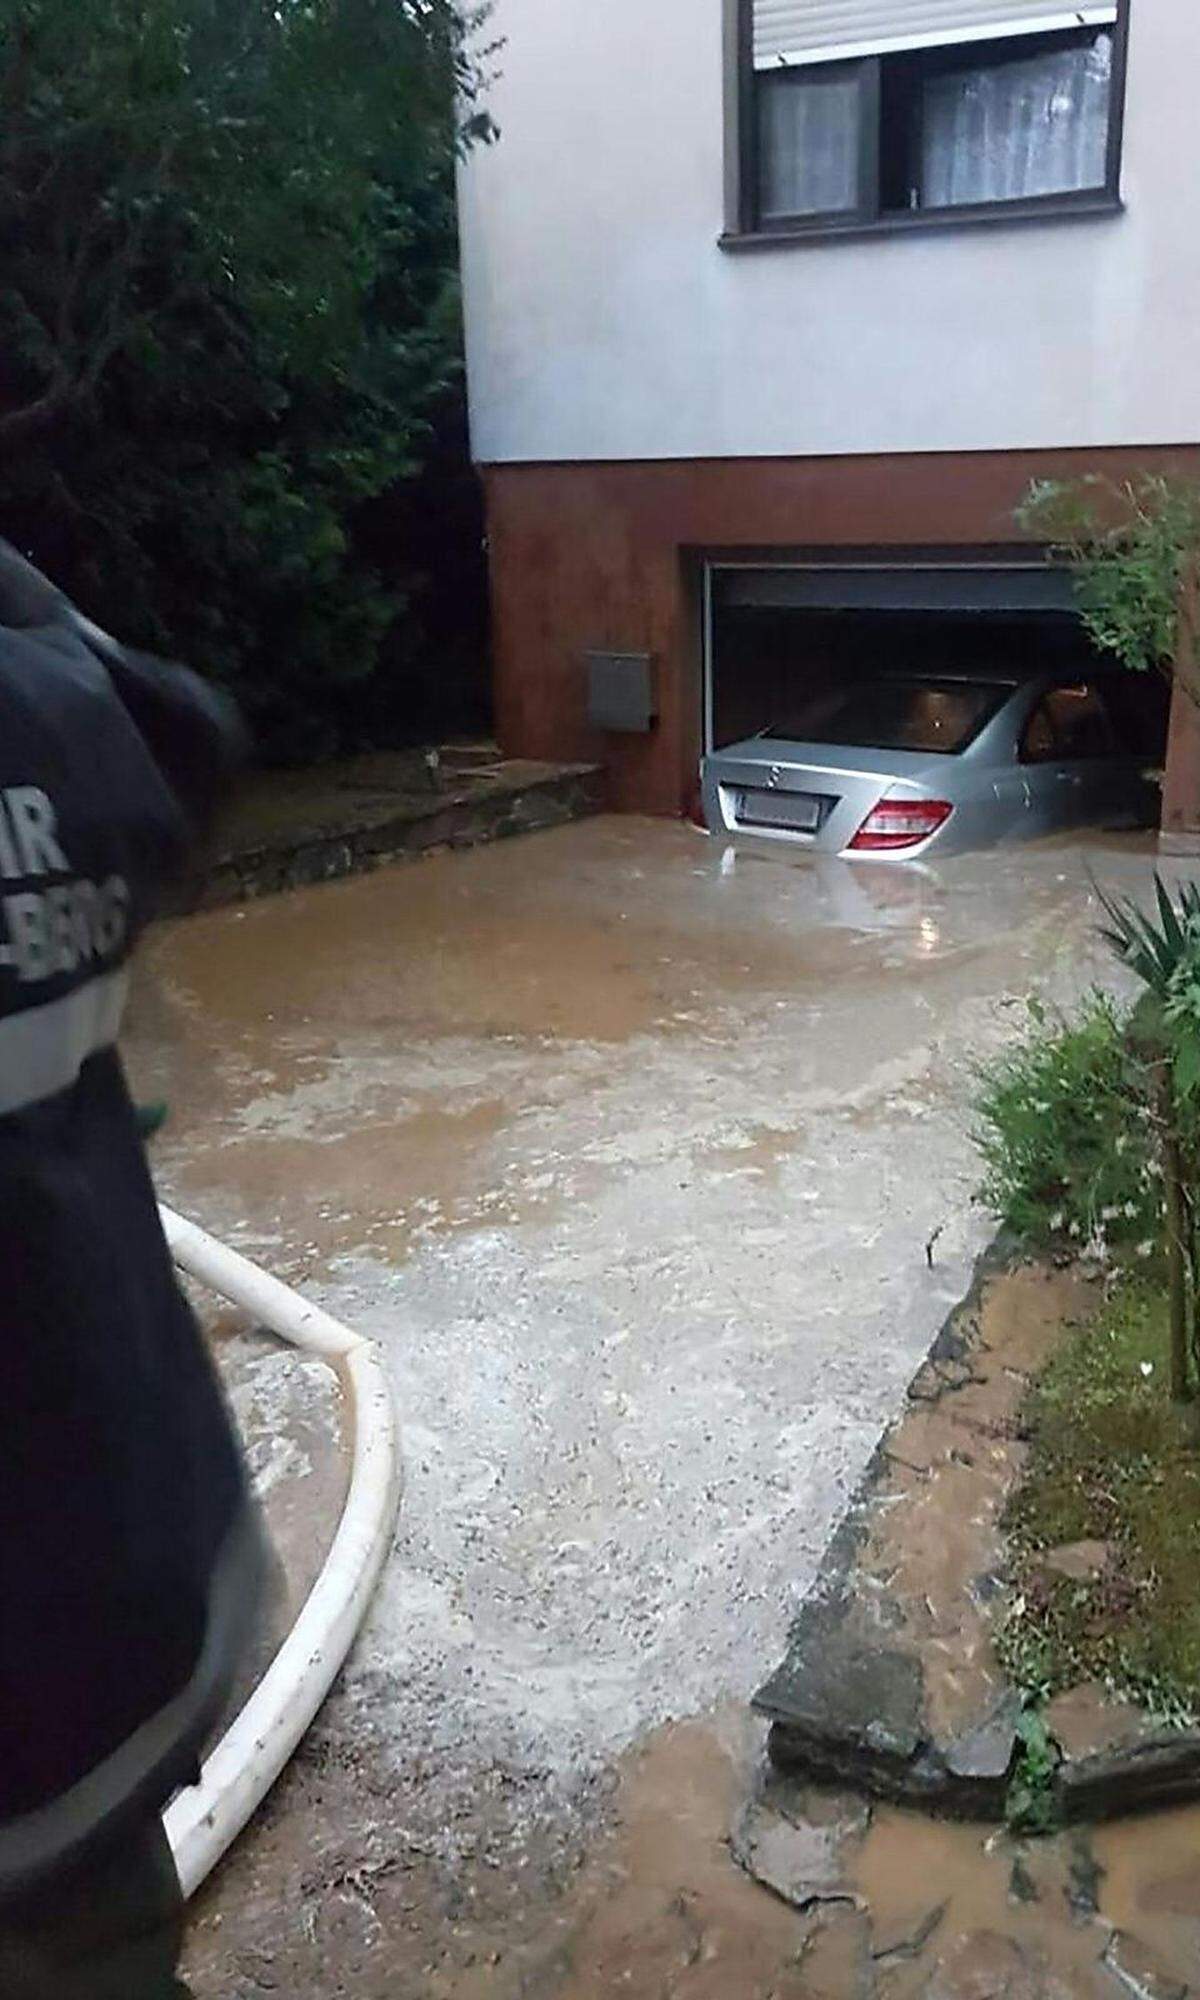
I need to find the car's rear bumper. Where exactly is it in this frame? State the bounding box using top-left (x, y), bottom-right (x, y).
top-left (701, 758), bottom-right (953, 862)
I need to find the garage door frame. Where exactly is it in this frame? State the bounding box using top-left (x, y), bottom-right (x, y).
top-left (700, 553), bottom-right (1076, 753)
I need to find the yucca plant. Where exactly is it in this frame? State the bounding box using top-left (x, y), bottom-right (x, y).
top-left (1097, 874), bottom-right (1200, 1400)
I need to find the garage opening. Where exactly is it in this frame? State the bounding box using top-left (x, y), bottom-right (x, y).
top-left (704, 561), bottom-right (1168, 768)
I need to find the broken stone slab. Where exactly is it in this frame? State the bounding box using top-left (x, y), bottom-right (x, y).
top-left (764, 1703), bottom-right (1020, 1823)
top-left (756, 1601), bottom-right (926, 1787)
top-left (1043, 1686), bottom-right (1200, 1821)
top-left (730, 1805), bottom-right (856, 1912)
top-left (730, 1783), bottom-right (868, 1913)
top-left (941, 1691), bottom-right (1024, 1789)
top-left (1044, 1685), bottom-right (1153, 1764)
top-left (757, 1572), bottom-right (1021, 1819)
top-left (754, 1248), bottom-right (1200, 1826)
top-left (1058, 1729), bottom-right (1200, 1823)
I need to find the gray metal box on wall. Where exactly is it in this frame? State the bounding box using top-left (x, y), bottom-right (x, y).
top-left (586, 651), bottom-right (657, 733)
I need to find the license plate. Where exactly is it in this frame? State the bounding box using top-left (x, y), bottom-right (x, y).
top-left (738, 788), bottom-right (823, 833)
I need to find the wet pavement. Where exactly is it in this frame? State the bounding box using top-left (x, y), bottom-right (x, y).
top-left (204, 1299), bottom-right (349, 1647)
top-left (117, 815), bottom-right (1194, 1995)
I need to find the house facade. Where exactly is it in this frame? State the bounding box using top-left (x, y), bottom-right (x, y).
top-left (457, 1), bottom-right (1200, 833)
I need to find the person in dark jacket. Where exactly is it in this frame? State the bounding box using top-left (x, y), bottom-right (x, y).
top-left (0, 543), bottom-right (265, 1997)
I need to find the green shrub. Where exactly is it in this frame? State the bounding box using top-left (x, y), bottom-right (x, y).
top-left (0, 0), bottom-right (495, 761)
top-left (974, 994), bottom-right (1163, 1259)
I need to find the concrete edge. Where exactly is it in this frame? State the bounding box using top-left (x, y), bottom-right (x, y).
top-left (751, 1236), bottom-right (1200, 1826)
top-left (200, 765), bottom-right (604, 909)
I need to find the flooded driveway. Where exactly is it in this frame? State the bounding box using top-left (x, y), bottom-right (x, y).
top-left (122, 817), bottom-right (1166, 1996)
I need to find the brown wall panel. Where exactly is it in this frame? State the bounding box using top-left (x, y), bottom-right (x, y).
top-left (481, 445), bottom-right (1200, 817)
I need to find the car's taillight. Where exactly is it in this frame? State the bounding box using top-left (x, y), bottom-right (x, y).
top-left (848, 796), bottom-right (953, 852)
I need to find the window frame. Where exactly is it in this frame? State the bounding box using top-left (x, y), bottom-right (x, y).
top-left (722, 0), bottom-right (1131, 248)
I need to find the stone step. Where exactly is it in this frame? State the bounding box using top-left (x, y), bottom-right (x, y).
top-left (200, 760), bottom-right (603, 908)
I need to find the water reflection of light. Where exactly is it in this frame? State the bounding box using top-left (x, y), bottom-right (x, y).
top-left (918, 916), bottom-right (941, 956)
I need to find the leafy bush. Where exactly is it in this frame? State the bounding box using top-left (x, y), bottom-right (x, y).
top-left (974, 994), bottom-right (1164, 1259)
top-left (0, 0), bottom-right (496, 760)
top-left (1017, 474), bottom-right (1199, 682)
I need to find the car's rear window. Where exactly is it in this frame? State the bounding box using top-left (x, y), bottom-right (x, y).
top-left (764, 678), bottom-right (1010, 755)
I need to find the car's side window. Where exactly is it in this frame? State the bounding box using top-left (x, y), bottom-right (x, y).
top-left (1021, 685), bottom-right (1115, 764)
top-left (1020, 701), bottom-right (1058, 764)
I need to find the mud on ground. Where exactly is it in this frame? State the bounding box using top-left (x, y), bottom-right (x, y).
top-left (188, 1264), bottom-right (1200, 1999)
top-left (115, 819), bottom-right (1194, 1995)
top-left (185, 1699), bottom-right (1200, 1998)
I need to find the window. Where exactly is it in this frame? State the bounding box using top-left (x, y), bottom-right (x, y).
top-left (1021, 701), bottom-right (1057, 762)
top-left (765, 676), bottom-right (1009, 753)
top-left (1020, 684), bottom-right (1117, 762)
top-left (915, 36), bottom-right (1113, 208)
top-left (757, 63), bottom-right (870, 221)
top-left (727, 2), bottom-right (1129, 242)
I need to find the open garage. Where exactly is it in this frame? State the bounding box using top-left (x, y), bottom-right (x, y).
top-left (701, 555), bottom-right (1171, 856)
top-left (704, 557), bottom-right (1168, 765)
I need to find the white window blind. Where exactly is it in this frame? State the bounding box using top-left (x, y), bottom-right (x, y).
top-left (753, 3), bottom-right (1118, 70)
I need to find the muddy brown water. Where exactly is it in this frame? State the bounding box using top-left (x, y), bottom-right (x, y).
top-left (183, 1701), bottom-right (1200, 1998)
top-left (115, 818), bottom-right (1200, 1996)
top-left (187, 1274), bottom-right (1200, 1995)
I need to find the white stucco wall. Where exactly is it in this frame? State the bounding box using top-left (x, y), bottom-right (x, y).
top-left (457, 1), bottom-right (1200, 464)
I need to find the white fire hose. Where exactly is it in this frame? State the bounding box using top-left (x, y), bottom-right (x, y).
top-left (157, 1204), bottom-right (401, 1898)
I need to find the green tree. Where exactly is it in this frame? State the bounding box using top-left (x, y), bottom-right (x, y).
top-left (0, 0), bottom-right (494, 756)
top-left (1017, 474), bottom-right (1200, 719)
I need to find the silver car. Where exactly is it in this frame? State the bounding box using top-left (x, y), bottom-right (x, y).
top-left (701, 670), bottom-right (1162, 861)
